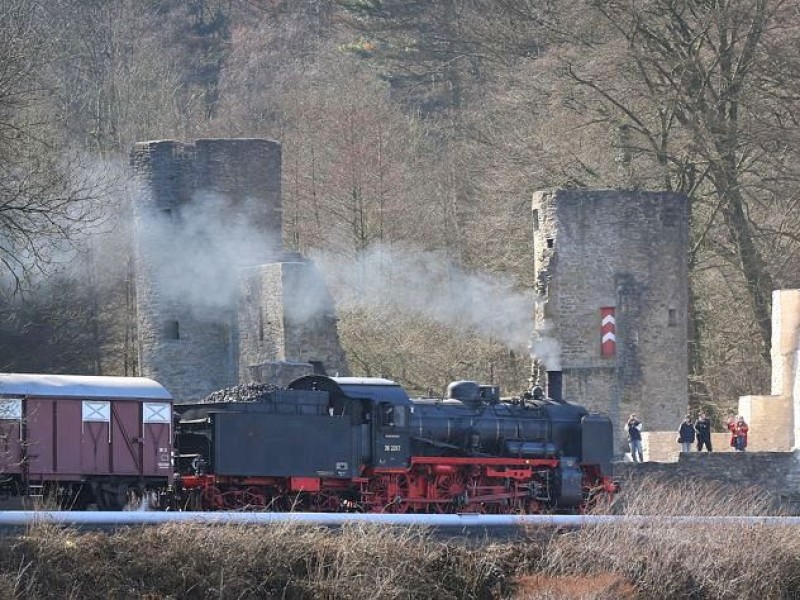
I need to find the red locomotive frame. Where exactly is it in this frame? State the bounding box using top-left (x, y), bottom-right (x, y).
top-left (178, 456), bottom-right (616, 513)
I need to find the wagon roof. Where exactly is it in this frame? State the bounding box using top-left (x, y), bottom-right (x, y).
top-left (332, 377), bottom-right (399, 386)
top-left (0, 373), bottom-right (172, 400)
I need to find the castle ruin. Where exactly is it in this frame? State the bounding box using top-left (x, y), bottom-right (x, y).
top-left (532, 189), bottom-right (689, 438)
top-left (131, 138), bottom-right (348, 401)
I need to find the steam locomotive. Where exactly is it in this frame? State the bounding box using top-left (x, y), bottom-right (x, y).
top-left (173, 373), bottom-right (616, 513)
top-left (0, 372), bottom-right (616, 513)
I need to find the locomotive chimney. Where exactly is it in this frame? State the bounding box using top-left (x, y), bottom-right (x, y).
top-left (547, 371), bottom-right (563, 403)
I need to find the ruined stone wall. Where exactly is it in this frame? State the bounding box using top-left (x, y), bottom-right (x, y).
top-left (615, 452), bottom-right (800, 513)
top-left (238, 264), bottom-right (284, 371)
top-left (132, 138), bottom-right (282, 401)
top-left (280, 262), bottom-right (349, 376)
top-left (237, 262), bottom-right (349, 381)
top-left (739, 394), bottom-right (793, 451)
top-left (532, 190), bottom-right (689, 439)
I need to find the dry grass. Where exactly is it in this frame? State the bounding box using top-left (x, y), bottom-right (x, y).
top-left (0, 478), bottom-right (798, 599)
top-left (0, 522), bottom-right (514, 599)
top-left (537, 478), bottom-right (800, 599)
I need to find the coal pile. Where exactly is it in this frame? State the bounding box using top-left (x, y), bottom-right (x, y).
top-left (200, 382), bottom-right (280, 403)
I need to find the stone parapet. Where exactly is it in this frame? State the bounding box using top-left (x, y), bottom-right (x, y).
top-left (640, 431), bottom-right (734, 462)
top-left (615, 451), bottom-right (800, 512)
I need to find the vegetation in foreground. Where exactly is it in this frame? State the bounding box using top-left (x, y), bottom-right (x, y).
top-left (0, 479), bottom-right (796, 599)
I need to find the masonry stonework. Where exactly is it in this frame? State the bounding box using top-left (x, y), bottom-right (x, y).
top-left (237, 261), bottom-right (348, 385)
top-left (616, 452), bottom-right (800, 512)
top-left (132, 138), bottom-right (348, 401)
top-left (726, 289), bottom-right (800, 451)
top-left (532, 190), bottom-right (689, 440)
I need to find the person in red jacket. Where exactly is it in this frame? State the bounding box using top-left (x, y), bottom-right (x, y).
top-left (726, 415), bottom-right (749, 452)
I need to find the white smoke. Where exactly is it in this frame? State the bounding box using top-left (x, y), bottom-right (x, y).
top-left (312, 244), bottom-right (535, 351)
top-left (136, 190), bottom-right (281, 312)
top-left (530, 316), bottom-right (562, 371)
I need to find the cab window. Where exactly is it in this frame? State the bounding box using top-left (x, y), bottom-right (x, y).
top-left (380, 402), bottom-right (406, 428)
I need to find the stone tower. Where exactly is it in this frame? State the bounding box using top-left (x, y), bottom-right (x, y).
top-left (532, 189), bottom-right (689, 435)
top-left (237, 261), bottom-right (348, 382)
top-left (131, 138), bottom-right (348, 401)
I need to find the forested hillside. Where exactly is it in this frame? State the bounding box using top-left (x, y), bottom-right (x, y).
top-left (2, 0), bottom-right (799, 413)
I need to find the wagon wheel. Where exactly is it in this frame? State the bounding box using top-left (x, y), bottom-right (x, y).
top-left (311, 491), bottom-right (342, 512)
top-left (241, 487), bottom-right (267, 510)
top-left (201, 485), bottom-right (224, 510)
top-left (265, 489), bottom-right (291, 512)
top-left (524, 499), bottom-right (544, 515)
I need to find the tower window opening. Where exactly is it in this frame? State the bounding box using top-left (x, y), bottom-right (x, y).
top-left (668, 308), bottom-right (678, 326)
top-left (533, 209), bottom-right (540, 232)
top-left (164, 320), bottom-right (180, 340)
top-left (546, 238), bottom-right (554, 249)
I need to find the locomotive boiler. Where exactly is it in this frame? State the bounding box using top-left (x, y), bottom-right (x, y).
top-left (173, 374), bottom-right (616, 513)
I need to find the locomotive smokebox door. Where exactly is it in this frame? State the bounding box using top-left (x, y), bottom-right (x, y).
top-left (373, 402), bottom-right (410, 468)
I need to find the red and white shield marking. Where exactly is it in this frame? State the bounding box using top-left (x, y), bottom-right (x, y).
top-left (601, 307), bottom-right (616, 357)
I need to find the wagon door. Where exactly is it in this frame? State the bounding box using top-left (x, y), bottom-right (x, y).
top-left (54, 399), bottom-right (82, 475)
top-left (142, 402), bottom-right (172, 478)
top-left (110, 400), bottom-right (142, 475)
top-left (0, 398), bottom-right (23, 475)
top-left (25, 398), bottom-right (55, 475)
top-left (81, 400), bottom-right (111, 474)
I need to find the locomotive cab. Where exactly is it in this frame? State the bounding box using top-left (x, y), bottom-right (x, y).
top-left (329, 377), bottom-right (413, 470)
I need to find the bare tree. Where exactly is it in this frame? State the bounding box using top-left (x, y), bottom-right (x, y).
top-left (489, 0), bottom-right (800, 365)
top-left (0, 0), bottom-right (110, 290)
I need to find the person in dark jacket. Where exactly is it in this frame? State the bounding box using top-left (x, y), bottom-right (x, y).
top-left (695, 412), bottom-right (712, 452)
top-left (627, 413), bottom-right (643, 462)
top-left (678, 415), bottom-right (695, 453)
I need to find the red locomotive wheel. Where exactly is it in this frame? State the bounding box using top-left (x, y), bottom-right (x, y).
top-left (431, 473), bottom-right (467, 514)
top-left (368, 474), bottom-right (411, 513)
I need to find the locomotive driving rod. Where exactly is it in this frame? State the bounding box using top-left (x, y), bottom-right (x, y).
top-left (2, 512), bottom-right (800, 528)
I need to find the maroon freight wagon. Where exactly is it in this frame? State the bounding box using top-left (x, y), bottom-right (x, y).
top-left (0, 374), bottom-right (173, 509)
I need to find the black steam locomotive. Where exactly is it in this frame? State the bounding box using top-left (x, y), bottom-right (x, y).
top-left (174, 374), bottom-right (616, 513)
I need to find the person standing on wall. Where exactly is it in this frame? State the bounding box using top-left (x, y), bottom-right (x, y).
top-left (695, 412), bottom-right (713, 452)
top-left (727, 415), bottom-right (749, 452)
top-left (678, 415), bottom-right (695, 453)
top-left (627, 413), bottom-right (644, 463)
